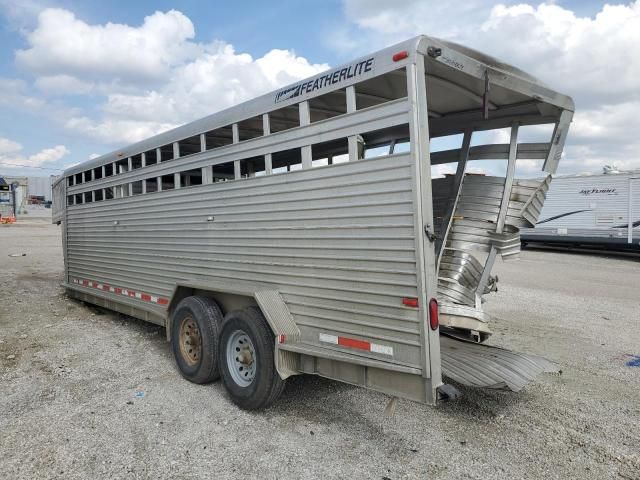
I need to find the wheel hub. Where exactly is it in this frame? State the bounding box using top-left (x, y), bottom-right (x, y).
top-left (226, 330), bottom-right (256, 387)
top-left (179, 317), bottom-right (201, 366)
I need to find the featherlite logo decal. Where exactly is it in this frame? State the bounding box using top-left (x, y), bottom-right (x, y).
top-left (274, 58), bottom-right (374, 103)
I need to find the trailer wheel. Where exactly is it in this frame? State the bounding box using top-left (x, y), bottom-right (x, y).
top-left (171, 296), bottom-right (223, 384)
top-left (219, 307), bottom-right (285, 410)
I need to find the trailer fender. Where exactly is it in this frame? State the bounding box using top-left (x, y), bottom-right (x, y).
top-left (254, 290), bottom-right (301, 380)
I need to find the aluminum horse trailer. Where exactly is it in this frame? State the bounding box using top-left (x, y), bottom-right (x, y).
top-left (521, 171), bottom-right (640, 250)
top-left (52, 35), bottom-right (574, 409)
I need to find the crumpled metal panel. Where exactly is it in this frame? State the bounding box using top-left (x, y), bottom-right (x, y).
top-left (437, 248), bottom-right (493, 305)
top-left (434, 174), bottom-right (551, 312)
top-left (519, 175), bottom-right (552, 227)
top-left (440, 335), bottom-right (559, 391)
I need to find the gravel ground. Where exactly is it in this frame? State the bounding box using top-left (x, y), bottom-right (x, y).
top-left (1, 217), bottom-right (639, 480)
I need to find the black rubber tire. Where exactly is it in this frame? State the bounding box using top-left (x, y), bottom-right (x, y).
top-left (170, 296), bottom-right (223, 384)
top-left (218, 307), bottom-right (286, 410)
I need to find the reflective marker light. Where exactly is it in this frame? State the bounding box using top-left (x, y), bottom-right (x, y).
top-left (402, 297), bottom-right (419, 308)
top-left (392, 51), bottom-right (409, 62)
top-left (429, 298), bottom-right (439, 330)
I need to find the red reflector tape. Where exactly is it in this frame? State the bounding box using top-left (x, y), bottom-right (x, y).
top-left (277, 334), bottom-right (286, 344)
top-left (319, 333), bottom-right (393, 356)
top-left (392, 50), bottom-right (409, 62)
top-left (402, 297), bottom-right (419, 308)
top-left (338, 336), bottom-right (370, 351)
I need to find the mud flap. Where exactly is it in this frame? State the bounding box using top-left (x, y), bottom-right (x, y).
top-left (440, 335), bottom-right (560, 392)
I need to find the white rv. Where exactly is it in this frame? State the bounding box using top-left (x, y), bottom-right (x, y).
top-left (521, 171), bottom-right (640, 249)
top-left (52, 36), bottom-right (574, 410)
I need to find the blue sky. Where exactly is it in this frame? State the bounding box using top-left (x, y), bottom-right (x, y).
top-left (0, 0), bottom-right (638, 177)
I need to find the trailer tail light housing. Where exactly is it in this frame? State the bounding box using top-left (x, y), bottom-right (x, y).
top-left (392, 50), bottom-right (409, 62)
top-left (429, 298), bottom-right (439, 330)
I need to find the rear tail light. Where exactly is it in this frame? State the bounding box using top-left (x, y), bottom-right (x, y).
top-left (429, 298), bottom-right (439, 330)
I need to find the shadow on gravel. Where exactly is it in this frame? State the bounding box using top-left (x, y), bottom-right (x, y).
top-left (438, 381), bottom-right (536, 420)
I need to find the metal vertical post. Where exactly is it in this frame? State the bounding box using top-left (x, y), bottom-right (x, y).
top-left (346, 86), bottom-right (357, 162)
top-left (263, 113), bottom-right (273, 175)
top-left (141, 153), bottom-right (146, 194)
top-left (127, 157), bottom-right (133, 196)
top-left (200, 133), bottom-right (211, 184)
top-left (232, 124), bottom-right (240, 179)
top-left (476, 122), bottom-right (519, 299)
top-left (408, 52), bottom-right (441, 401)
top-left (436, 128), bottom-right (472, 268)
top-left (299, 101), bottom-right (312, 169)
top-left (629, 177), bottom-right (635, 244)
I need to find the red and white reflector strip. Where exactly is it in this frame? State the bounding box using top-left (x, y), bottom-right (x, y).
top-left (319, 333), bottom-right (393, 357)
top-left (72, 278), bottom-right (169, 306)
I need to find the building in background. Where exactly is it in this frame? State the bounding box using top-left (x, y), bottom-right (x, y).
top-left (0, 175), bottom-right (56, 215)
top-left (27, 176), bottom-right (55, 203)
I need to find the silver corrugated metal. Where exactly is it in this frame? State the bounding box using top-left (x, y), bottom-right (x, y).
top-left (66, 154), bottom-right (423, 369)
top-left (434, 174), bottom-right (549, 308)
top-left (440, 336), bottom-right (559, 391)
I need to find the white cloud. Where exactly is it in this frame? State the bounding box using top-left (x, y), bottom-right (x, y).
top-left (99, 44), bottom-right (328, 124)
top-left (0, 0), bottom-right (51, 30)
top-left (64, 116), bottom-right (178, 145)
top-left (16, 9), bottom-right (198, 84)
top-left (0, 136), bottom-right (69, 171)
top-left (335, 1), bottom-right (640, 174)
top-left (34, 74), bottom-right (94, 95)
top-left (0, 77), bottom-right (46, 109)
top-left (477, 3), bottom-right (640, 106)
top-left (0, 137), bottom-right (22, 154)
top-left (13, 8), bottom-right (329, 145)
top-left (61, 42), bottom-right (327, 144)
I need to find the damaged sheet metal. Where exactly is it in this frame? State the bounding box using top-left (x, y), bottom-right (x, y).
top-left (440, 335), bottom-right (560, 391)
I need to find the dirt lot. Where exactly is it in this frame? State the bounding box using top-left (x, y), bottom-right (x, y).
top-left (1, 217), bottom-right (639, 480)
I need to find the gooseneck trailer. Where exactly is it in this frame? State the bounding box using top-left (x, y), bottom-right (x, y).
top-left (52, 36), bottom-right (574, 409)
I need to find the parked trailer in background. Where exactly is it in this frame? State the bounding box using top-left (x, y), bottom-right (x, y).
top-left (521, 171), bottom-right (640, 250)
top-left (52, 35), bottom-right (574, 409)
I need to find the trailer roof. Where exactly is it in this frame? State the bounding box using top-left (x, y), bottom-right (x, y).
top-left (64, 35), bottom-right (574, 177)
